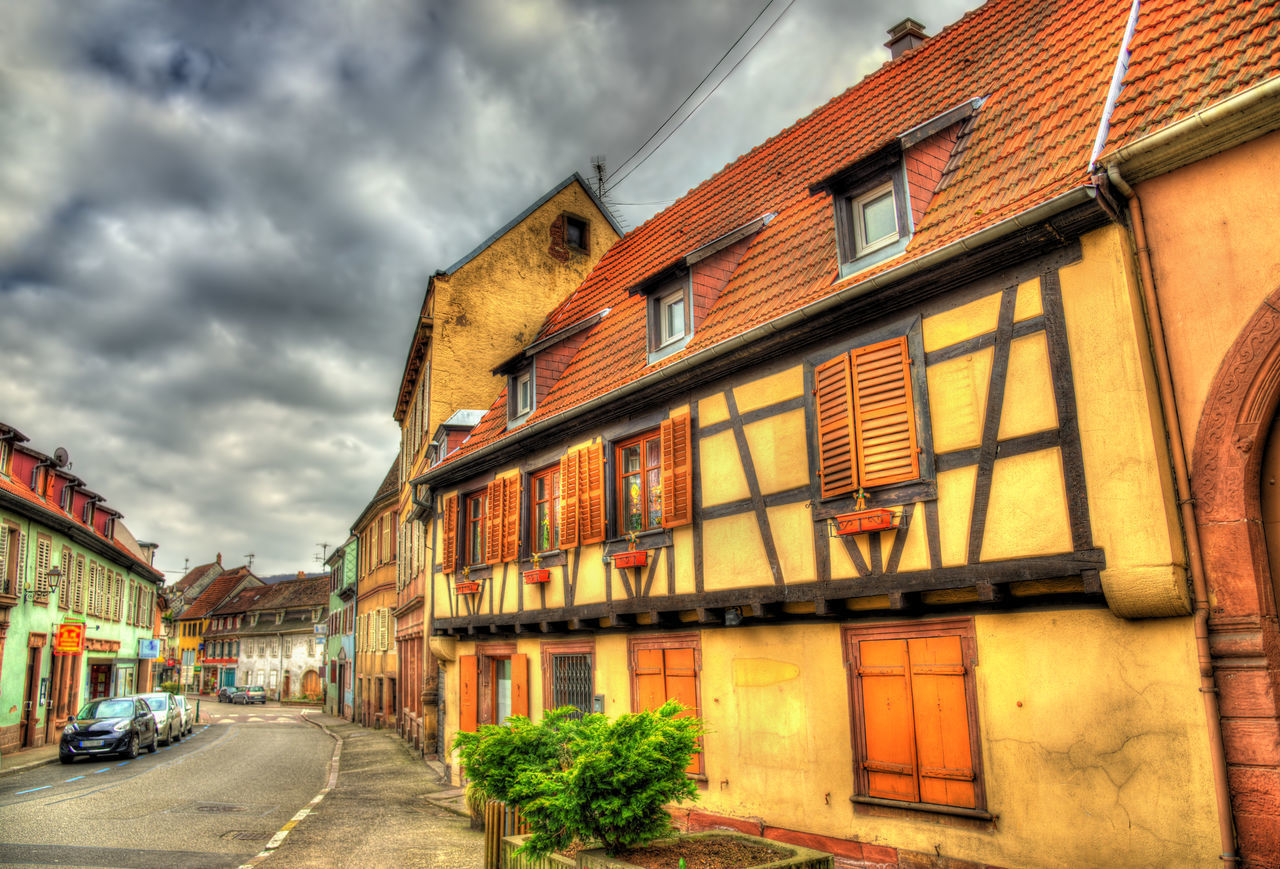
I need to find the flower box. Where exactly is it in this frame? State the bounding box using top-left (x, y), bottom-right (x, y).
top-left (524, 568), bottom-right (551, 584)
top-left (612, 550), bottom-right (648, 569)
top-left (833, 507), bottom-right (898, 536)
top-left (455, 581), bottom-right (482, 595)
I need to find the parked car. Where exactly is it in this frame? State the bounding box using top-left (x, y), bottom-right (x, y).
top-left (216, 686), bottom-right (239, 703)
top-left (173, 694), bottom-right (194, 737)
top-left (134, 692), bottom-right (182, 745)
top-left (60, 697), bottom-right (158, 763)
top-left (231, 686), bottom-right (267, 705)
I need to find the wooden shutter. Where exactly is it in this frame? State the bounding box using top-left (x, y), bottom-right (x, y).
top-left (485, 479), bottom-right (503, 564)
top-left (36, 536), bottom-right (51, 597)
top-left (501, 475), bottom-right (520, 563)
top-left (660, 412), bottom-right (693, 528)
top-left (441, 494), bottom-right (457, 574)
top-left (908, 635), bottom-right (976, 808)
top-left (580, 443), bottom-right (606, 545)
top-left (459, 654), bottom-right (478, 733)
top-left (559, 450), bottom-right (581, 549)
top-left (815, 354), bottom-right (858, 498)
top-left (510, 653), bottom-right (529, 718)
top-left (857, 638), bottom-right (920, 802)
top-left (633, 648), bottom-right (667, 711)
top-left (851, 336), bottom-right (920, 487)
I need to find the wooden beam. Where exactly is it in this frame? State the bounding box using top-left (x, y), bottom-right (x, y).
top-left (975, 580), bottom-right (1005, 602)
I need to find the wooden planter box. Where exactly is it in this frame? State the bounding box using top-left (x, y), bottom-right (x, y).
top-left (524, 568), bottom-right (551, 584)
top-left (501, 833), bottom-right (833, 869)
top-left (612, 550), bottom-right (648, 569)
top-left (455, 581), bottom-right (482, 595)
top-left (833, 507), bottom-right (898, 535)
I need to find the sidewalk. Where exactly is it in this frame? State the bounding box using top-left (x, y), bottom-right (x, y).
top-left (258, 711), bottom-right (483, 868)
top-left (0, 741), bottom-right (60, 777)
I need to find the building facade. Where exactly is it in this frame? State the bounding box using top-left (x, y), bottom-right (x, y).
top-left (0, 424), bottom-right (164, 753)
top-left (324, 538), bottom-right (356, 719)
top-left (235, 573), bottom-right (327, 700)
top-left (355, 465), bottom-right (398, 728)
top-left (393, 173), bottom-right (622, 755)
top-left (412, 3), bottom-right (1280, 865)
top-left (174, 565), bottom-right (261, 694)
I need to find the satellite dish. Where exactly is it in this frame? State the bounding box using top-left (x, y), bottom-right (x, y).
top-left (53, 447), bottom-right (70, 468)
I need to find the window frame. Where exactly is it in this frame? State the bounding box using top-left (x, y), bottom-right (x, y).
top-left (614, 429), bottom-right (664, 536)
top-left (646, 274), bottom-right (693, 364)
top-left (541, 639), bottom-right (595, 716)
top-left (529, 465), bottom-right (561, 555)
top-left (833, 163), bottom-right (913, 276)
top-left (851, 181), bottom-right (900, 256)
top-left (657, 289), bottom-right (687, 349)
top-left (843, 618), bottom-right (988, 817)
top-left (464, 490), bottom-right (487, 568)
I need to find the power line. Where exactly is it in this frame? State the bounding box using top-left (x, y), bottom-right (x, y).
top-left (609, 0), bottom-right (797, 190)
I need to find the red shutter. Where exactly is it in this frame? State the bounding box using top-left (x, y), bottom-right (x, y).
top-left (460, 654), bottom-right (478, 733)
top-left (485, 479), bottom-right (503, 565)
top-left (851, 336), bottom-right (920, 487)
top-left (908, 636), bottom-right (976, 808)
top-left (581, 443), bottom-right (606, 545)
top-left (502, 475), bottom-right (520, 563)
top-left (858, 639), bottom-right (919, 802)
top-left (815, 354), bottom-right (858, 498)
top-left (510, 653), bottom-right (529, 718)
top-left (559, 451), bottom-right (580, 549)
top-left (441, 494), bottom-right (457, 574)
top-left (660, 412), bottom-right (693, 528)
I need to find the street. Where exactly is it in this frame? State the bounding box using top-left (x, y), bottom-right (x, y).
top-left (0, 704), bottom-right (330, 868)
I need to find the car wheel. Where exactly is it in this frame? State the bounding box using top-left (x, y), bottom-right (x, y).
top-left (147, 730), bottom-right (158, 753)
top-left (59, 751), bottom-right (74, 765)
top-left (159, 726), bottom-right (170, 746)
top-left (124, 733), bottom-right (139, 760)
top-left (172, 723), bottom-right (181, 742)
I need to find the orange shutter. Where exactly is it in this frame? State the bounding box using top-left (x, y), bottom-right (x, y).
top-left (581, 443), bottom-right (606, 545)
top-left (908, 636), bottom-right (976, 808)
top-left (663, 647), bottom-right (703, 774)
top-left (851, 336), bottom-right (920, 487)
top-left (501, 475), bottom-right (520, 563)
top-left (858, 639), bottom-right (919, 802)
top-left (510, 653), bottom-right (529, 718)
top-left (633, 648), bottom-right (666, 711)
top-left (441, 494), bottom-right (457, 574)
top-left (485, 479), bottom-right (503, 564)
top-left (660, 412), bottom-right (693, 528)
top-left (459, 654), bottom-right (478, 733)
top-left (815, 354), bottom-right (858, 498)
top-left (559, 450), bottom-right (580, 549)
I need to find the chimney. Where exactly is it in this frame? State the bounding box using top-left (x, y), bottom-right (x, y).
top-left (216, 552), bottom-right (222, 564)
top-left (886, 18), bottom-right (927, 59)
top-left (298, 570), bottom-right (305, 579)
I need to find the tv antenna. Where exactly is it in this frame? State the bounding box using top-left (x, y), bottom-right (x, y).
top-left (244, 553), bottom-right (255, 570)
top-left (315, 542), bottom-right (330, 564)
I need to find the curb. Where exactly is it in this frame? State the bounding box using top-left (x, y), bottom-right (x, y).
top-left (235, 712), bottom-right (343, 869)
top-left (0, 753), bottom-right (59, 778)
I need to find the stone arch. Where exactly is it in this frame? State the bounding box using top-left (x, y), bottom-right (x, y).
top-left (1191, 286), bottom-right (1280, 866)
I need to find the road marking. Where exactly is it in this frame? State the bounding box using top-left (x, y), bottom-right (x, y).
top-left (64, 776), bottom-right (85, 782)
top-left (15, 785), bottom-right (51, 795)
top-left (92, 768), bottom-right (109, 774)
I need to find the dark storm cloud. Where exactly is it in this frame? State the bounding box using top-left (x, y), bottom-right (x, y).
top-left (0, 0), bottom-right (979, 575)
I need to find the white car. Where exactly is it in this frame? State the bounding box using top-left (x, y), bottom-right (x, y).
top-left (173, 694), bottom-right (194, 737)
top-left (133, 692), bottom-right (182, 745)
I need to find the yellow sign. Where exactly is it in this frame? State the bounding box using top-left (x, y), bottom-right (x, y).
top-left (53, 622), bottom-right (85, 655)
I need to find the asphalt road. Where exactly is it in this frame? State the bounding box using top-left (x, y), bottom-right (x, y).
top-left (0, 706), bottom-right (331, 868)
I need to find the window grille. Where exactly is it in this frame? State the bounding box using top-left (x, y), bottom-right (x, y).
top-left (550, 654), bottom-right (593, 717)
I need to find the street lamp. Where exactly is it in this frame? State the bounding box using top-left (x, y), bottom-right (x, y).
top-left (23, 564), bottom-right (61, 603)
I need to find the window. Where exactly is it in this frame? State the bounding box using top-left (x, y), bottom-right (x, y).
top-left (629, 634), bottom-right (703, 775)
top-left (542, 641), bottom-right (594, 717)
top-left (459, 647), bottom-right (528, 730)
top-left (658, 290), bottom-right (687, 349)
top-left (564, 215), bottom-right (589, 250)
top-left (852, 182), bottom-right (899, 255)
top-left (616, 431), bottom-right (662, 534)
top-left (0, 524), bottom-right (20, 596)
top-left (530, 466), bottom-right (560, 553)
top-left (844, 620), bottom-right (985, 813)
top-left (512, 370), bottom-right (533, 418)
top-left (465, 491), bottom-right (486, 567)
top-left (814, 335), bottom-right (921, 498)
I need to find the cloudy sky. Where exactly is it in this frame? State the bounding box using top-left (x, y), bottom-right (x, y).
top-left (0, 0), bottom-right (981, 580)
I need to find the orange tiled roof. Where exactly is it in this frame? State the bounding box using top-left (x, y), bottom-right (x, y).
top-left (438, 0), bottom-right (1280, 469)
top-left (0, 469), bottom-right (163, 581)
top-left (181, 569), bottom-right (255, 620)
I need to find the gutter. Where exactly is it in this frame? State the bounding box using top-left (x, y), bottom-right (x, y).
top-left (414, 184), bottom-right (1097, 488)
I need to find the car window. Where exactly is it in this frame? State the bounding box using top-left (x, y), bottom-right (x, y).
top-left (78, 699), bottom-right (135, 719)
top-left (142, 695), bottom-right (167, 711)
top-left (136, 701), bottom-right (150, 716)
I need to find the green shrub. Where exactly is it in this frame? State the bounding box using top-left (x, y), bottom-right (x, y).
top-left (160, 681), bottom-right (180, 696)
top-left (453, 706), bottom-right (583, 805)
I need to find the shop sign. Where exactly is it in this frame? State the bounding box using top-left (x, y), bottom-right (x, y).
top-left (138, 638), bottom-right (161, 659)
top-left (193, 665), bottom-right (202, 673)
top-left (53, 622), bottom-right (86, 655)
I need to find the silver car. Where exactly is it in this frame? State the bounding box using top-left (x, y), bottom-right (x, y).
top-left (133, 692), bottom-right (183, 745)
top-left (173, 694), bottom-right (194, 737)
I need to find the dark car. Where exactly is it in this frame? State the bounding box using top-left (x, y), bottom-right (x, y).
top-left (133, 692), bottom-right (182, 745)
top-left (60, 697), bottom-right (158, 763)
top-left (217, 686), bottom-right (239, 703)
top-left (231, 686), bottom-right (267, 705)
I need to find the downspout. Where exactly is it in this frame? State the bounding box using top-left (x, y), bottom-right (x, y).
top-left (1106, 164), bottom-right (1239, 868)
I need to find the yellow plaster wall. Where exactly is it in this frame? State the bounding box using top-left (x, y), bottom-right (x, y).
top-left (703, 514), bottom-right (772, 591)
top-left (732, 365), bottom-right (804, 413)
top-left (923, 293), bottom-right (1002, 352)
top-left (699, 430), bottom-right (749, 506)
top-left (980, 450), bottom-right (1072, 561)
top-left (997, 333), bottom-right (1058, 439)
top-left (1013, 276), bottom-right (1043, 322)
top-left (1059, 225), bottom-right (1188, 617)
top-left (743, 410), bottom-right (809, 494)
top-left (927, 348), bottom-right (993, 453)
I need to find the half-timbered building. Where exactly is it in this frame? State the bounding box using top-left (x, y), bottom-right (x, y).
top-left (412, 2), bottom-right (1280, 865)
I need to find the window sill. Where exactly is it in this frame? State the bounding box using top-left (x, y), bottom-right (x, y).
top-left (851, 795), bottom-right (994, 822)
top-left (603, 529), bottom-right (672, 555)
top-left (838, 234), bottom-right (911, 280)
top-left (647, 333), bottom-right (691, 366)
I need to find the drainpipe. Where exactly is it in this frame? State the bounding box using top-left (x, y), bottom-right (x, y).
top-left (1105, 164), bottom-right (1238, 868)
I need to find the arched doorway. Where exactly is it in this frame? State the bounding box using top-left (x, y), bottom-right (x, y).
top-left (1192, 287), bottom-right (1280, 866)
top-left (301, 668), bottom-right (321, 697)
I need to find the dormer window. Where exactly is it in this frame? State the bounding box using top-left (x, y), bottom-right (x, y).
top-left (513, 370), bottom-right (533, 417)
top-left (834, 167), bottom-right (910, 274)
top-left (644, 274), bottom-right (692, 364)
top-left (852, 182), bottom-right (900, 256)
